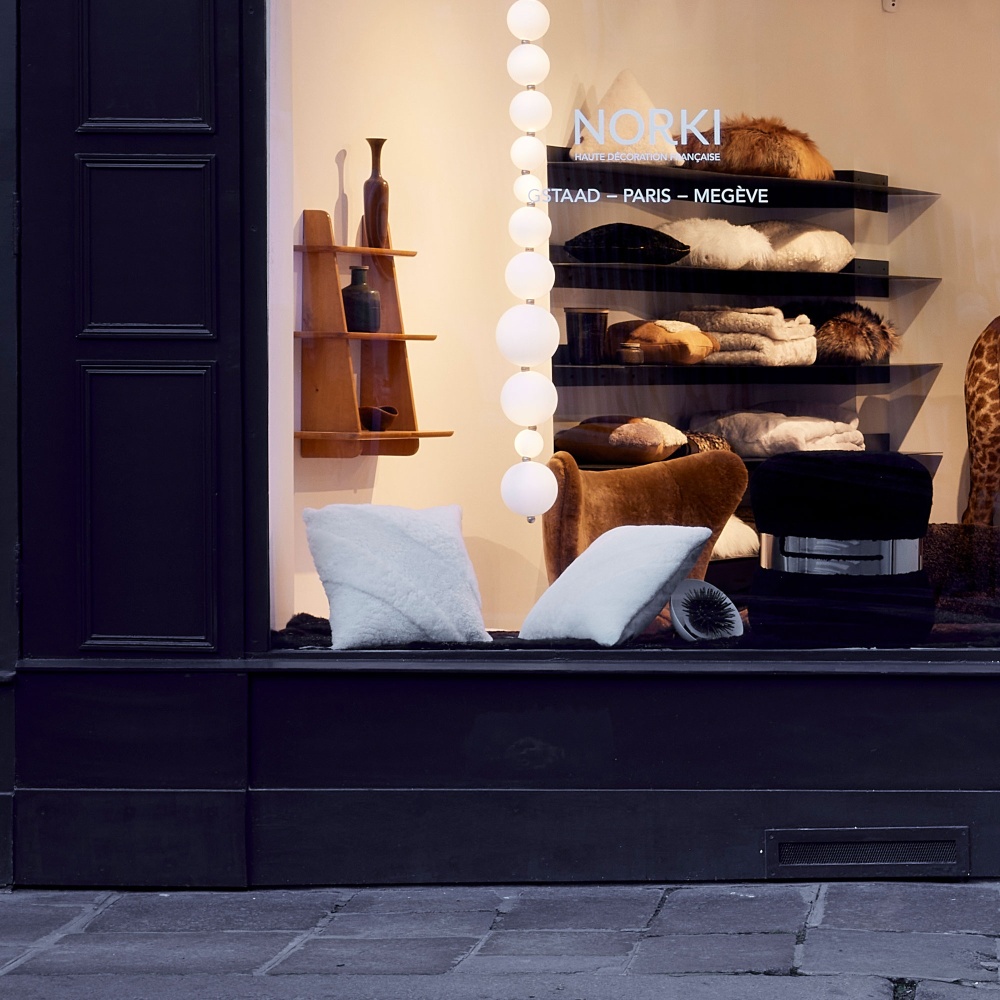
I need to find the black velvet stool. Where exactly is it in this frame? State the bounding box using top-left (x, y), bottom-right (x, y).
top-left (748, 451), bottom-right (935, 646)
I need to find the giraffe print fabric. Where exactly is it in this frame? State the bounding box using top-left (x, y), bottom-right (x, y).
top-left (963, 316), bottom-right (1000, 526)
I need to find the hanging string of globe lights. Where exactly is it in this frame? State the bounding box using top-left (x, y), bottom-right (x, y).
top-left (498, 0), bottom-right (560, 522)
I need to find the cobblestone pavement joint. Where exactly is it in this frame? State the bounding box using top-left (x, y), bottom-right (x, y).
top-left (0, 882), bottom-right (997, 998)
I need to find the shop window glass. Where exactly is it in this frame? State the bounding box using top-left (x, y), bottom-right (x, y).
top-left (269, 0), bottom-right (1000, 656)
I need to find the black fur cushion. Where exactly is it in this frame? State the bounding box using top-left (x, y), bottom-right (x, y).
top-left (564, 224), bottom-right (689, 265)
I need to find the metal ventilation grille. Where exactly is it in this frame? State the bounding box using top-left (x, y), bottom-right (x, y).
top-left (778, 839), bottom-right (958, 867)
top-left (766, 827), bottom-right (970, 878)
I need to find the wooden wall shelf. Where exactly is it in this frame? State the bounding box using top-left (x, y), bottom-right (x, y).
top-left (294, 331), bottom-right (437, 342)
top-left (294, 245), bottom-right (418, 257)
top-left (295, 210), bottom-right (452, 458)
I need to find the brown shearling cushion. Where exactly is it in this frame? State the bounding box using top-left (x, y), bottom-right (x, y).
top-left (542, 449), bottom-right (749, 586)
top-left (608, 319), bottom-right (720, 365)
top-left (554, 415), bottom-right (688, 466)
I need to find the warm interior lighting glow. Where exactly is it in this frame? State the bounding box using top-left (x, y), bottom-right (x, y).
top-left (504, 250), bottom-right (555, 300)
top-left (500, 370), bottom-right (559, 427)
top-left (508, 205), bottom-right (552, 248)
top-left (501, 459), bottom-right (560, 517)
top-left (495, 303), bottom-right (560, 367)
top-left (501, 0), bottom-right (557, 520)
top-left (507, 43), bottom-right (550, 86)
top-left (509, 89), bottom-right (553, 132)
top-left (510, 134), bottom-right (547, 172)
top-left (506, 0), bottom-right (551, 41)
top-left (514, 428), bottom-right (545, 459)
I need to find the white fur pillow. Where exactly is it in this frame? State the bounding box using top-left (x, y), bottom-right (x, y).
top-left (570, 70), bottom-right (684, 166)
top-left (303, 503), bottom-right (492, 649)
top-left (659, 218), bottom-right (773, 270)
top-left (710, 515), bottom-right (760, 561)
top-left (749, 220), bottom-right (855, 272)
top-left (519, 524), bottom-right (712, 646)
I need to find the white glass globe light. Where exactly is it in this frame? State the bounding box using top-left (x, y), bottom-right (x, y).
top-left (500, 370), bottom-right (558, 426)
top-left (508, 205), bottom-right (551, 248)
top-left (507, 0), bottom-right (550, 41)
top-left (514, 428), bottom-right (545, 459)
top-left (505, 251), bottom-right (555, 299)
top-left (501, 460), bottom-right (558, 517)
top-left (509, 89), bottom-right (552, 133)
top-left (507, 43), bottom-right (550, 86)
top-left (510, 135), bottom-right (547, 172)
top-left (513, 172), bottom-right (543, 204)
top-left (495, 303), bottom-right (559, 366)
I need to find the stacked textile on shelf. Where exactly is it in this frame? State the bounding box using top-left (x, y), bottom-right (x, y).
top-left (688, 409), bottom-right (865, 458)
top-left (675, 305), bottom-right (816, 366)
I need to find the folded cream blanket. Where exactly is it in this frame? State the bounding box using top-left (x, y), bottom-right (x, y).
top-left (699, 332), bottom-right (817, 367)
top-left (676, 306), bottom-right (814, 341)
top-left (689, 410), bottom-right (865, 458)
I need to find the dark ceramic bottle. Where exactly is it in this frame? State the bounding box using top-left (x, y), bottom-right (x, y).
top-left (363, 138), bottom-right (390, 251)
top-left (342, 265), bottom-right (381, 332)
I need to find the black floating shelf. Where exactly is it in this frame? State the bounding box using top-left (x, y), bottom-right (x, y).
top-left (576, 451), bottom-right (943, 474)
top-left (552, 361), bottom-right (942, 388)
top-left (551, 254), bottom-right (937, 298)
top-left (546, 146), bottom-right (938, 213)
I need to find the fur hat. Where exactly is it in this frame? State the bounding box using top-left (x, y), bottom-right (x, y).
top-left (679, 114), bottom-right (834, 180)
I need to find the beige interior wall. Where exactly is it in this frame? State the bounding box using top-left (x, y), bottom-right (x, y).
top-left (269, 0), bottom-right (1000, 629)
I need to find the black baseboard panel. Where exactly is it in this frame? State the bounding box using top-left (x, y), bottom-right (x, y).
top-left (15, 789), bottom-right (247, 887)
top-left (0, 677), bottom-right (10, 794)
top-left (248, 789), bottom-right (1000, 885)
top-left (0, 794), bottom-right (10, 887)
top-left (15, 670), bottom-right (247, 789)
top-left (13, 659), bottom-right (1000, 887)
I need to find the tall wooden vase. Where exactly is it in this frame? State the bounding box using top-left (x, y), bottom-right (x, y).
top-left (363, 137), bottom-right (390, 251)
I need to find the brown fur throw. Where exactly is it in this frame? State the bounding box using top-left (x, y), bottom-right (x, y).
top-left (680, 114), bottom-right (834, 180)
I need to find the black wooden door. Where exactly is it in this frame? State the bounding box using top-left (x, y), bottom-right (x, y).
top-left (19, 0), bottom-right (268, 657)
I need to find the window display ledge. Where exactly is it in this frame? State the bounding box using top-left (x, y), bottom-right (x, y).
top-left (257, 646), bottom-right (1000, 675)
top-left (17, 648), bottom-right (1000, 676)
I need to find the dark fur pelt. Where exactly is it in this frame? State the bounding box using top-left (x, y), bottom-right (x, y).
top-left (784, 300), bottom-right (901, 364)
top-left (679, 114), bottom-right (834, 180)
top-left (271, 612), bottom-right (332, 648)
top-left (816, 304), bottom-right (900, 364)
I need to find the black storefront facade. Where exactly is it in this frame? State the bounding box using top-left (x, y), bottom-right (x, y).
top-left (2, 0), bottom-right (1000, 889)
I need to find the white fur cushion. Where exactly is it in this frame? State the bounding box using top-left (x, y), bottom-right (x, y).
top-left (519, 524), bottom-right (712, 646)
top-left (749, 219), bottom-right (855, 272)
top-left (303, 503), bottom-right (492, 649)
top-left (710, 515), bottom-right (760, 561)
top-left (570, 70), bottom-right (684, 165)
top-left (659, 218), bottom-right (773, 270)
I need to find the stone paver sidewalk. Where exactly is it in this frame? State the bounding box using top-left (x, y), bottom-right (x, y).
top-left (0, 882), bottom-right (997, 998)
